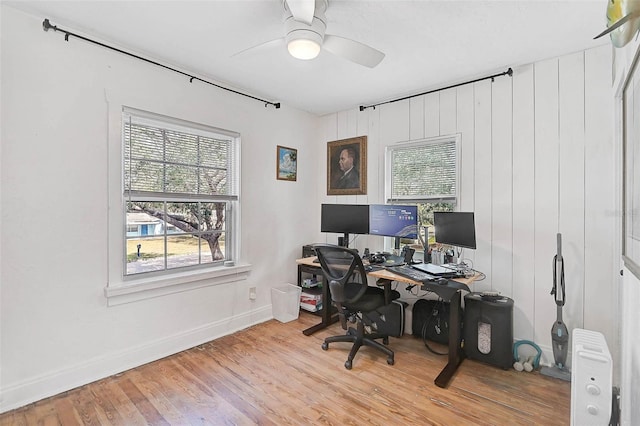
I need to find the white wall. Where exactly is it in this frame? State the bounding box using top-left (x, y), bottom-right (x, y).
top-left (319, 45), bottom-right (618, 368)
top-left (0, 6), bottom-right (322, 412)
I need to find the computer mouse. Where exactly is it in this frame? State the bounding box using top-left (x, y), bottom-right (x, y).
top-left (437, 278), bottom-right (449, 285)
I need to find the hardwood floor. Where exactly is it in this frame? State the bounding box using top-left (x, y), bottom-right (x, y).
top-left (0, 312), bottom-right (570, 425)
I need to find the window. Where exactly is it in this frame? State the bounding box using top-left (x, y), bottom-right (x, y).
top-left (385, 135), bottom-right (459, 245)
top-left (122, 108), bottom-right (239, 276)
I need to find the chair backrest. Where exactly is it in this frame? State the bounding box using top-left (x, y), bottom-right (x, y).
top-left (312, 244), bottom-right (368, 305)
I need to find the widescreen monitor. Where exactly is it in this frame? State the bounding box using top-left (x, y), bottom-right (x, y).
top-left (369, 204), bottom-right (418, 239)
top-left (321, 204), bottom-right (369, 247)
top-left (433, 211), bottom-right (477, 249)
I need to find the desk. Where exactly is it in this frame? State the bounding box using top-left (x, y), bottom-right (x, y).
top-left (295, 256), bottom-right (477, 388)
top-left (369, 268), bottom-right (474, 388)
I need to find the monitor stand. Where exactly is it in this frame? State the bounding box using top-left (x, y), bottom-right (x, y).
top-left (338, 233), bottom-right (350, 248)
top-left (394, 236), bottom-right (401, 250)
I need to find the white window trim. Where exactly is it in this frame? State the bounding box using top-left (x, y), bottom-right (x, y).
top-left (384, 134), bottom-right (461, 204)
top-left (105, 97), bottom-right (247, 305)
top-left (104, 263), bottom-right (251, 306)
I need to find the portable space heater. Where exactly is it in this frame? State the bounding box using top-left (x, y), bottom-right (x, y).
top-left (570, 328), bottom-right (612, 426)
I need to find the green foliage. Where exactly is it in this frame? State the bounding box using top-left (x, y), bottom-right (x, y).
top-left (417, 202), bottom-right (454, 227)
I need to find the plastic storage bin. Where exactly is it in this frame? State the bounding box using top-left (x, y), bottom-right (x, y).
top-left (271, 284), bottom-right (302, 323)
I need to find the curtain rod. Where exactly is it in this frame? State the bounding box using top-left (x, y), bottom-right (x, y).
top-left (42, 19), bottom-right (281, 109)
top-left (359, 67), bottom-right (513, 111)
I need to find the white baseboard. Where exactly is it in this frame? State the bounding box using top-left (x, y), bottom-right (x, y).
top-left (0, 305), bottom-right (273, 414)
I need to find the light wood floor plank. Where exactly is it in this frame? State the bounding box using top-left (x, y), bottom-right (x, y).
top-left (0, 312), bottom-right (570, 425)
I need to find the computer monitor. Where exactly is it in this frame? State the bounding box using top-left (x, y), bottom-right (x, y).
top-left (320, 204), bottom-right (369, 247)
top-left (433, 211), bottom-right (477, 249)
top-left (369, 204), bottom-right (418, 248)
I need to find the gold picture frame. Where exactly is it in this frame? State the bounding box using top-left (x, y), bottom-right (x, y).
top-left (276, 145), bottom-right (297, 181)
top-left (327, 136), bottom-right (367, 195)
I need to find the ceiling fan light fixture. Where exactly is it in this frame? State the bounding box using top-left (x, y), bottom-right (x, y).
top-left (284, 2), bottom-right (326, 61)
top-left (287, 38), bottom-right (321, 60)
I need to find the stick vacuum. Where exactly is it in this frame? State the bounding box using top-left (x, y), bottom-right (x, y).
top-left (541, 233), bottom-right (571, 381)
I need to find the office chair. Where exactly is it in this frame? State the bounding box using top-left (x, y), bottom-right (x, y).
top-left (313, 244), bottom-right (401, 369)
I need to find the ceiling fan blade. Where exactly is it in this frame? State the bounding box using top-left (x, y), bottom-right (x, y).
top-left (594, 12), bottom-right (635, 39)
top-left (285, 0), bottom-right (315, 25)
top-left (323, 34), bottom-right (385, 68)
top-left (231, 38), bottom-right (285, 58)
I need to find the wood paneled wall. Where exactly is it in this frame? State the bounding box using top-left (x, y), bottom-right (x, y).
top-left (319, 45), bottom-right (617, 365)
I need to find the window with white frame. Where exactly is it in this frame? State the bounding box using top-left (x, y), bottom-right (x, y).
top-left (385, 135), bottom-right (459, 246)
top-left (122, 108), bottom-right (239, 276)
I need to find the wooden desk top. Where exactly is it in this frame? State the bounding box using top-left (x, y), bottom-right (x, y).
top-left (295, 256), bottom-right (477, 287)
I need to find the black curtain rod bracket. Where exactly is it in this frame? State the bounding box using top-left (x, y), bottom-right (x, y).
top-left (359, 67), bottom-right (513, 111)
top-left (42, 19), bottom-right (281, 109)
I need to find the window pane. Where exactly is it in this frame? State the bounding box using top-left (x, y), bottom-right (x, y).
top-left (164, 131), bottom-right (198, 165)
top-left (126, 236), bottom-right (166, 275)
top-left (126, 202), bottom-right (165, 234)
top-left (165, 164), bottom-right (199, 194)
top-left (126, 124), bottom-right (164, 161)
top-left (200, 137), bottom-right (230, 168)
top-left (166, 202), bottom-right (199, 231)
top-left (391, 140), bottom-right (456, 199)
top-left (200, 202), bottom-right (225, 231)
top-left (127, 159), bottom-right (164, 192)
top-left (200, 168), bottom-right (228, 195)
top-left (167, 234), bottom-right (201, 269)
top-left (126, 202), bottom-right (166, 274)
top-left (417, 202), bottom-right (455, 227)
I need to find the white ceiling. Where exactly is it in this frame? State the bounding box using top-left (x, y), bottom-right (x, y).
top-left (7, 0), bottom-right (610, 115)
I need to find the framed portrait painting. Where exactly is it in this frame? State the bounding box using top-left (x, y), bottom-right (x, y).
top-left (327, 136), bottom-right (367, 195)
top-left (276, 145), bottom-right (297, 181)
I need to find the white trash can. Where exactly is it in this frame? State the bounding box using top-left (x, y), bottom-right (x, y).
top-left (271, 284), bottom-right (302, 323)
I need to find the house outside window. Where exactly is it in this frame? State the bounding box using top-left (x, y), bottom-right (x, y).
top-left (122, 108), bottom-right (239, 276)
top-left (385, 135), bottom-right (459, 247)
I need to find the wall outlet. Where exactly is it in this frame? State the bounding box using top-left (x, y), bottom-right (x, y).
top-left (249, 287), bottom-right (256, 300)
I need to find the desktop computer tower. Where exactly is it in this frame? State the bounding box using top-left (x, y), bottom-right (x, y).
top-left (463, 293), bottom-right (514, 369)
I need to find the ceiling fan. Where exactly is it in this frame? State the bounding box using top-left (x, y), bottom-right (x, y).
top-left (236, 0), bottom-right (385, 68)
top-left (593, 0), bottom-right (640, 48)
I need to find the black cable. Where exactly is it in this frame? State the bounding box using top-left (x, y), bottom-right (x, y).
top-left (421, 299), bottom-right (448, 356)
top-left (41, 19), bottom-right (281, 109)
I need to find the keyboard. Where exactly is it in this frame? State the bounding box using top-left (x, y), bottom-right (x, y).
top-left (386, 265), bottom-right (439, 283)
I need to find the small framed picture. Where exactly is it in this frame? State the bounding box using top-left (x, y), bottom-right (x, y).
top-left (327, 136), bottom-right (367, 195)
top-left (276, 145), bottom-right (297, 181)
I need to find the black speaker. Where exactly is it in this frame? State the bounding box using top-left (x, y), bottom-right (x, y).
top-left (463, 293), bottom-right (514, 369)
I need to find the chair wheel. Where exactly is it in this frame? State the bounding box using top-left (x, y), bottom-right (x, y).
top-left (387, 357), bottom-right (394, 366)
top-left (321, 342), bottom-right (329, 351)
top-left (345, 360), bottom-right (352, 370)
